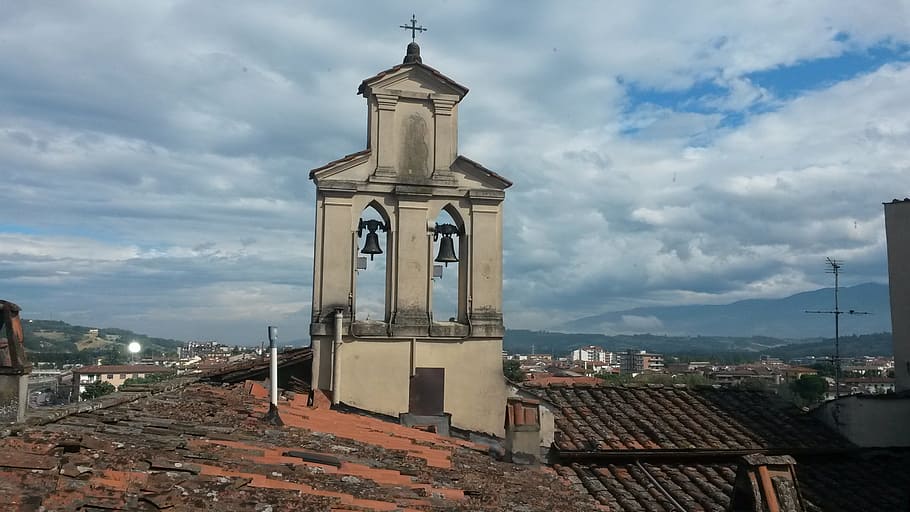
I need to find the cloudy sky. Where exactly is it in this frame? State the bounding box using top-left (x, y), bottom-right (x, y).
top-left (2, 1), bottom-right (909, 344)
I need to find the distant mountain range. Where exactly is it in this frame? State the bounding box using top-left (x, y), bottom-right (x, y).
top-left (559, 282), bottom-right (891, 339)
top-left (503, 330), bottom-right (892, 361)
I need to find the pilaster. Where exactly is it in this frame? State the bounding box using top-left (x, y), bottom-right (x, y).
top-left (391, 187), bottom-right (432, 336)
top-left (431, 95), bottom-right (458, 183)
top-left (315, 189), bottom-right (355, 324)
top-left (374, 93), bottom-right (399, 179)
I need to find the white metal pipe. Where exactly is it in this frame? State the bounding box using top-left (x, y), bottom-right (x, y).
top-left (332, 308), bottom-right (343, 405)
top-left (270, 346), bottom-right (278, 407)
top-left (410, 337), bottom-right (417, 377)
top-left (16, 374), bottom-right (28, 423)
top-left (268, 326), bottom-right (278, 407)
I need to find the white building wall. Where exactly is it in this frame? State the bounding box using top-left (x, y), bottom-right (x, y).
top-left (571, 346), bottom-right (608, 363)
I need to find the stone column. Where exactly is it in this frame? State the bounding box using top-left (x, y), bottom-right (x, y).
top-left (468, 193), bottom-right (505, 336)
top-left (392, 189), bottom-right (432, 335)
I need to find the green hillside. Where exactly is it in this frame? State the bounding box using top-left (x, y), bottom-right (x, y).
top-left (21, 319), bottom-right (184, 365)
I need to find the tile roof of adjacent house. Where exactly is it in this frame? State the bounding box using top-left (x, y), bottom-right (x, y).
top-left (555, 461), bottom-right (735, 511)
top-left (535, 384), bottom-right (850, 453)
top-left (0, 377), bottom-right (602, 511)
top-left (531, 384), bottom-right (910, 510)
top-left (522, 376), bottom-right (601, 387)
top-left (199, 347), bottom-right (313, 384)
top-left (555, 456), bottom-right (910, 512)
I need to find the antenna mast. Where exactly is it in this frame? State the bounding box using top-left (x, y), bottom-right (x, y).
top-left (805, 258), bottom-right (870, 400)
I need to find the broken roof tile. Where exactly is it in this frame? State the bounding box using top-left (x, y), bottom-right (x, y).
top-left (0, 380), bottom-right (602, 511)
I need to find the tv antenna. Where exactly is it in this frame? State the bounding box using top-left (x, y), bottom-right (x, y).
top-left (805, 257), bottom-right (870, 400)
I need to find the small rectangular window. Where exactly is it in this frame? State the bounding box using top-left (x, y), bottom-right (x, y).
top-left (107, 374), bottom-right (114, 379)
top-left (120, 374), bottom-right (127, 379)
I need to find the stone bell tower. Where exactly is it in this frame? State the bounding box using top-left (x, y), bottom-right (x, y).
top-left (308, 39), bottom-right (511, 435)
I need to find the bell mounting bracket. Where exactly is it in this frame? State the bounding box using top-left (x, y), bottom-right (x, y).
top-left (432, 223), bottom-right (461, 241)
top-left (358, 219), bottom-right (388, 237)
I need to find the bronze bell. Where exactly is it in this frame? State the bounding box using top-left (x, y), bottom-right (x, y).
top-left (361, 232), bottom-right (382, 260)
top-left (435, 235), bottom-right (458, 266)
top-left (358, 218), bottom-right (386, 261)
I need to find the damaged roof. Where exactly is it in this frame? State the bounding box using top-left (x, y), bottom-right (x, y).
top-left (0, 377), bottom-right (601, 511)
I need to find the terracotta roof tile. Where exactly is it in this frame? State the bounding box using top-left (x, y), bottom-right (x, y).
top-left (536, 385), bottom-right (850, 453)
top-left (0, 379), bottom-right (602, 511)
top-left (558, 455), bottom-right (910, 512)
top-left (522, 376), bottom-right (601, 387)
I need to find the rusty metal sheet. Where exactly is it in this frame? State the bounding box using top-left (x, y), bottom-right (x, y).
top-left (409, 368), bottom-right (445, 416)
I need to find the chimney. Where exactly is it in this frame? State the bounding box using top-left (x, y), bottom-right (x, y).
top-left (504, 397), bottom-right (541, 465)
top-left (729, 454), bottom-right (806, 512)
top-left (263, 326), bottom-right (283, 426)
top-left (0, 300), bottom-right (31, 422)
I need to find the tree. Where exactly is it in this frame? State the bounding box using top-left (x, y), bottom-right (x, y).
top-left (122, 372), bottom-right (174, 386)
top-left (790, 375), bottom-right (827, 405)
top-left (597, 373), bottom-right (632, 385)
top-left (809, 362), bottom-right (836, 377)
top-left (738, 379), bottom-right (773, 391)
top-left (81, 381), bottom-right (115, 401)
top-left (503, 360), bottom-right (526, 382)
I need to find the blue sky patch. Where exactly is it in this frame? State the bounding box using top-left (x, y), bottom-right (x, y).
top-left (747, 43), bottom-right (910, 99)
top-left (620, 42), bottom-right (910, 134)
top-left (623, 80), bottom-right (727, 114)
top-left (0, 223), bottom-right (122, 243)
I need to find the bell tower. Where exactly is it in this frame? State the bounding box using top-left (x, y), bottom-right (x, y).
top-left (308, 36), bottom-right (511, 435)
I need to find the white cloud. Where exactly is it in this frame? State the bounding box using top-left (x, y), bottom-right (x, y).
top-left (1, 1), bottom-right (908, 340)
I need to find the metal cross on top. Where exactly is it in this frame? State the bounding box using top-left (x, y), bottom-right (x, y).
top-left (400, 14), bottom-right (426, 42)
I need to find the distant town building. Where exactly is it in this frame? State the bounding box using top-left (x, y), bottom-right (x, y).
top-left (179, 341), bottom-right (231, 360)
top-left (72, 364), bottom-right (173, 401)
top-left (619, 349), bottom-right (664, 374)
top-left (570, 346), bottom-right (616, 366)
top-left (781, 366), bottom-right (818, 384)
top-left (844, 377), bottom-right (895, 395)
top-left (759, 355), bottom-right (784, 366)
top-left (711, 365), bottom-right (781, 388)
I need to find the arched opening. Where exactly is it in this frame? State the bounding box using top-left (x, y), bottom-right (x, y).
top-left (431, 205), bottom-right (464, 323)
top-left (355, 203), bottom-right (389, 322)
